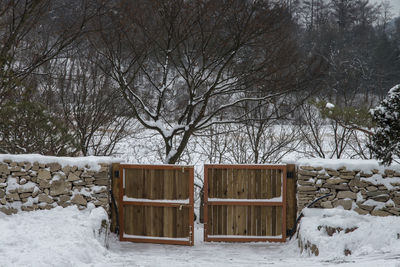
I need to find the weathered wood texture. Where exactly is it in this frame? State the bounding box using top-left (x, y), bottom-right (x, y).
top-left (124, 168), bottom-right (189, 200)
top-left (110, 163), bottom-right (120, 233)
top-left (123, 206), bottom-right (189, 238)
top-left (119, 165), bottom-right (194, 246)
top-left (204, 165), bottom-right (287, 242)
top-left (286, 164), bottom-right (297, 235)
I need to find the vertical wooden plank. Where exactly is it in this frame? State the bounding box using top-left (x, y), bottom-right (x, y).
top-left (123, 206), bottom-right (131, 235)
top-left (208, 205), bottom-right (213, 235)
top-left (163, 170), bottom-right (173, 237)
top-left (175, 169), bottom-right (185, 238)
top-left (207, 168), bottom-right (213, 199)
top-left (276, 169), bottom-right (282, 198)
top-left (246, 205), bottom-right (251, 235)
top-left (125, 168), bottom-right (143, 198)
top-left (266, 169), bottom-right (273, 236)
top-left (266, 206), bottom-right (272, 236)
top-left (164, 169), bottom-right (174, 199)
top-left (212, 168), bottom-right (218, 235)
top-left (286, 164), bottom-right (297, 235)
top-left (143, 169), bottom-right (150, 199)
top-left (119, 165), bottom-right (124, 241)
top-left (276, 206), bottom-right (282, 236)
top-left (232, 205), bottom-right (238, 235)
top-left (251, 205), bottom-right (256, 235)
top-left (238, 169), bottom-right (247, 199)
top-left (221, 168), bottom-right (228, 198)
top-left (217, 169), bottom-right (223, 235)
top-left (145, 169), bottom-right (154, 236)
top-left (215, 168), bottom-right (222, 198)
top-left (221, 169), bottom-right (227, 235)
top-left (134, 206), bottom-right (144, 235)
top-left (176, 205), bottom-right (183, 238)
top-left (217, 205), bottom-right (223, 235)
top-left (156, 207), bottom-right (164, 237)
top-left (272, 206), bottom-right (277, 236)
top-left (143, 205), bottom-right (150, 236)
top-left (183, 206), bottom-right (190, 238)
top-left (172, 206), bottom-right (177, 238)
top-left (163, 206), bottom-right (172, 237)
top-left (152, 169), bottom-right (161, 200)
top-left (260, 169), bottom-right (267, 199)
top-left (203, 165), bottom-right (209, 241)
top-left (188, 167), bottom-right (194, 244)
top-left (266, 169), bottom-right (272, 199)
top-left (222, 205), bottom-right (227, 235)
top-left (175, 206), bottom-right (188, 238)
top-left (271, 169), bottom-right (277, 199)
top-left (176, 168), bottom-right (188, 200)
top-left (212, 168), bottom-right (218, 198)
top-left (248, 169), bottom-right (255, 199)
top-left (212, 203), bottom-right (218, 235)
top-left (260, 169), bottom-right (267, 236)
top-left (260, 206), bottom-right (266, 236)
top-left (232, 169), bottom-right (238, 235)
top-left (237, 205), bottom-right (247, 235)
top-left (256, 204), bottom-right (262, 236)
top-left (111, 163), bottom-right (119, 233)
top-left (226, 168), bottom-right (234, 235)
top-left (282, 166), bottom-right (287, 241)
top-left (255, 168), bottom-right (261, 200)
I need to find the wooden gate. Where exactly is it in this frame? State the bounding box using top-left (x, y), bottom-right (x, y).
top-left (204, 164), bottom-right (287, 242)
top-left (119, 164), bottom-right (194, 246)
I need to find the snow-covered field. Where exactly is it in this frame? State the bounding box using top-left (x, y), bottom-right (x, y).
top-left (1, 206), bottom-right (400, 267)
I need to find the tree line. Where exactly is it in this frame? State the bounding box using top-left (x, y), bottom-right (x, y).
top-left (0, 0), bottom-right (399, 164)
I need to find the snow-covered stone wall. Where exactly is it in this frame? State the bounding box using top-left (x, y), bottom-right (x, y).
top-left (0, 154), bottom-right (117, 215)
top-left (296, 159), bottom-right (400, 216)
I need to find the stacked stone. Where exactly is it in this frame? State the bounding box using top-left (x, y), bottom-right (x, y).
top-left (297, 165), bottom-right (400, 216)
top-left (0, 160), bottom-right (110, 215)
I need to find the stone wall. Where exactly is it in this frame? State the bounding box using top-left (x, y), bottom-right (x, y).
top-left (0, 155), bottom-right (114, 215)
top-left (297, 162), bottom-right (400, 216)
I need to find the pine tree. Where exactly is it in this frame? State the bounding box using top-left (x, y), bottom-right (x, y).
top-left (369, 84), bottom-right (400, 165)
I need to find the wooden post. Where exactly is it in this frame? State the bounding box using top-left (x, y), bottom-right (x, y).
top-left (110, 163), bottom-right (120, 233)
top-left (286, 164), bottom-right (297, 235)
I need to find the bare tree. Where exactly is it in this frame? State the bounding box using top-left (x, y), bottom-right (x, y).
top-left (0, 0), bottom-right (96, 104)
top-left (297, 101), bottom-right (365, 159)
top-left (48, 48), bottom-right (133, 156)
top-left (92, 0), bottom-right (320, 163)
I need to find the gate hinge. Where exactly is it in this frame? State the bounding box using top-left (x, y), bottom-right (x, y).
top-left (114, 170), bottom-right (119, 178)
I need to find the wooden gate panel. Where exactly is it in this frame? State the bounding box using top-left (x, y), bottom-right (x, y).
top-left (123, 206), bottom-right (190, 238)
top-left (204, 164), bottom-right (286, 242)
top-left (207, 205), bottom-right (284, 237)
top-left (120, 164), bottom-right (194, 246)
top-left (123, 168), bottom-right (190, 200)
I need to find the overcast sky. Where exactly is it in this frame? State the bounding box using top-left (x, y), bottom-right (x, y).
top-left (372, 0), bottom-right (400, 16)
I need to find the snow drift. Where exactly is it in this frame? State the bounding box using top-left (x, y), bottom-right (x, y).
top-left (298, 208), bottom-right (400, 259)
top-left (0, 205), bottom-right (109, 266)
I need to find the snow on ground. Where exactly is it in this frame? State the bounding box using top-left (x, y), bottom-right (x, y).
top-left (0, 205), bottom-right (109, 266)
top-left (299, 208), bottom-right (400, 260)
top-left (1, 207), bottom-right (400, 267)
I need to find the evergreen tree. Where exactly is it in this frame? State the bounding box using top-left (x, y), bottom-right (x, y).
top-left (369, 84), bottom-right (400, 165)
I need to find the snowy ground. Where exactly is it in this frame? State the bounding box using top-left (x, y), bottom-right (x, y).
top-left (1, 207), bottom-right (400, 267)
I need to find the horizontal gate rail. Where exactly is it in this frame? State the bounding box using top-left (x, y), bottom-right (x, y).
top-left (119, 164), bottom-right (194, 246)
top-left (204, 164), bottom-right (287, 243)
